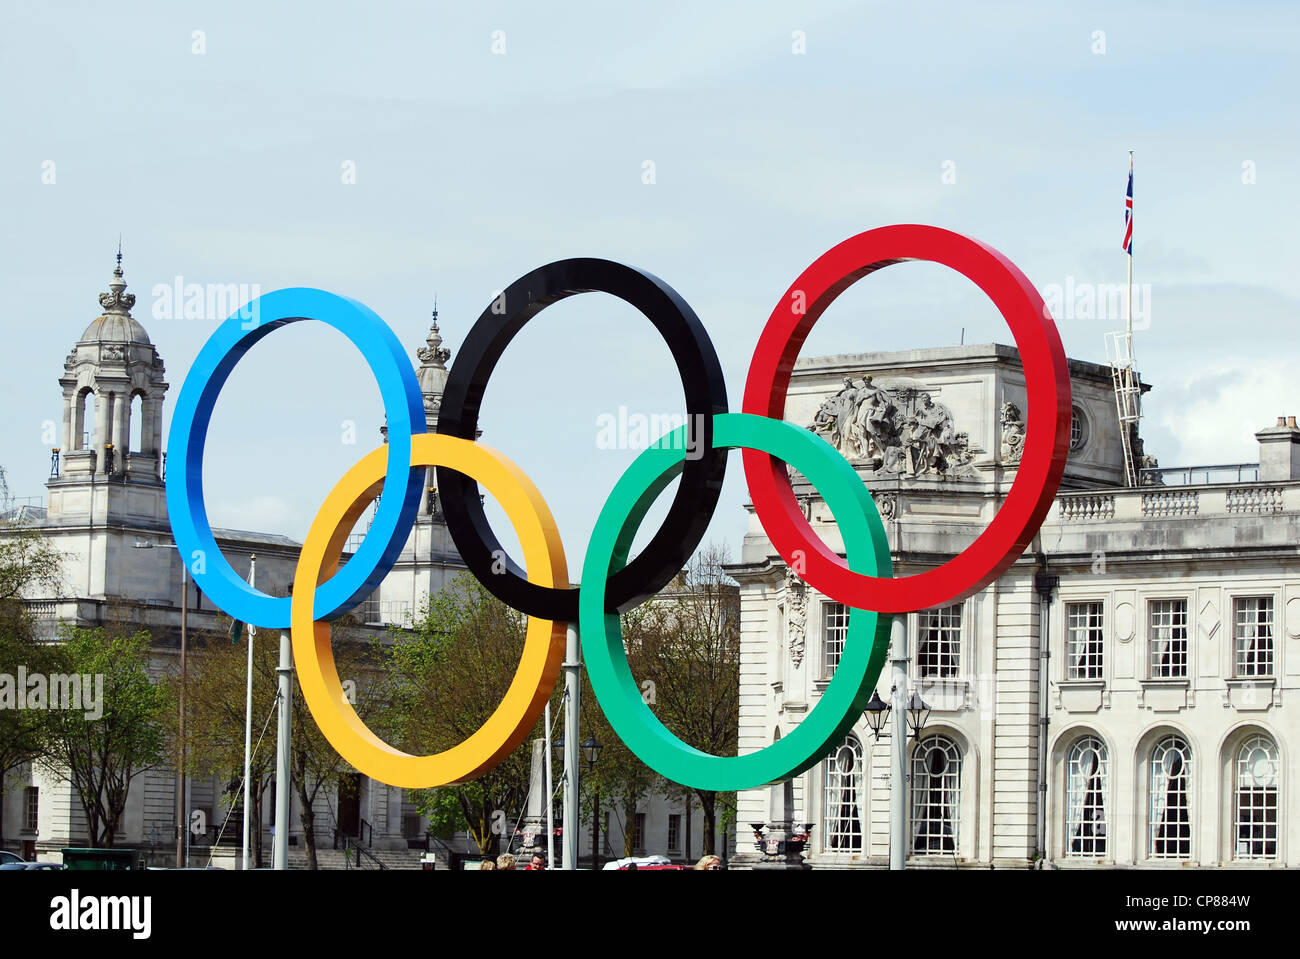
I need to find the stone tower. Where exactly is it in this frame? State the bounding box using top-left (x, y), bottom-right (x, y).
top-left (47, 252), bottom-right (168, 532)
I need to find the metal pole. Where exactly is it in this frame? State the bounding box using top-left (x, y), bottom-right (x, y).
top-left (592, 784), bottom-right (600, 871)
top-left (544, 701), bottom-right (554, 869)
top-left (242, 555), bottom-right (255, 871)
top-left (1127, 150), bottom-right (1134, 361)
top-left (889, 615), bottom-right (908, 870)
top-left (274, 630), bottom-right (293, 870)
top-left (176, 564), bottom-right (187, 869)
top-left (561, 622), bottom-right (580, 870)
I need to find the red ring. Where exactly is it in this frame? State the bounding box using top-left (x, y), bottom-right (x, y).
top-left (741, 224), bottom-right (1071, 613)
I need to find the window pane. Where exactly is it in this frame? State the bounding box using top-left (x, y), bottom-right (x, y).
top-left (823, 602), bottom-right (849, 676)
top-left (911, 735), bottom-right (961, 855)
top-left (917, 604), bottom-right (962, 679)
top-left (1066, 602), bottom-right (1105, 680)
top-left (1148, 600), bottom-right (1188, 679)
top-left (1234, 598), bottom-right (1274, 678)
top-left (823, 736), bottom-right (864, 852)
top-left (1149, 735), bottom-right (1192, 859)
top-left (1066, 736), bottom-right (1107, 856)
top-left (1235, 735), bottom-right (1278, 860)
top-left (24, 786), bottom-right (38, 832)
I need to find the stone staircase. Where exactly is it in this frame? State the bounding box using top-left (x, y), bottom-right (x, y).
top-left (285, 846), bottom-right (425, 870)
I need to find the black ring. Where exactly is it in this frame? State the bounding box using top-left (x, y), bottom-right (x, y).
top-left (436, 258), bottom-right (729, 620)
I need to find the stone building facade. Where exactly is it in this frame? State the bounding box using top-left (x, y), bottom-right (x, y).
top-left (0, 259), bottom-right (711, 867)
top-left (728, 344), bottom-right (1297, 869)
top-left (0, 261), bottom-right (472, 864)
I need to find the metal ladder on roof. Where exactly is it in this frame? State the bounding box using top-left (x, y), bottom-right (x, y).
top-left (1105, 330), bottom-right (1142, 487)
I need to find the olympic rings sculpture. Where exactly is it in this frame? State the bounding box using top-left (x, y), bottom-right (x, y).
top-left (166, 224), bottom-right (1070, 791)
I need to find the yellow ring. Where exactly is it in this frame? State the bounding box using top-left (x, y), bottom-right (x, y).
top-left (290, 433), bottom-right (568, 788)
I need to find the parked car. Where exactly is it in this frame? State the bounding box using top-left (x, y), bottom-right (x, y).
top-left (0, 851), bottom-right (25, 866)
top-left (601, 855), bottom-right (687, 871)
top-left (0, 862), bottom-right (63, 870)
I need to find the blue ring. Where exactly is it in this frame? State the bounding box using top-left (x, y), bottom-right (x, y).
top-left (165, 287), bottom-right (425, 628)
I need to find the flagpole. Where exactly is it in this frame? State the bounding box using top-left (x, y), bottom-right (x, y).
top-left (242, 554), bottom-right (256, 870)
top-left (1126, 150), bottom-right (1134, 360)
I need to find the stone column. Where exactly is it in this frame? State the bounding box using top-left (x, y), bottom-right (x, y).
top-left (93, 390), bottom-right (109, 473)
top-left (145, 395), bottom-right (162, 455)
top-left (519, 739), bottom-right (547, 859)
top-left (62, 389), bottom-right (75, 454)
top-left (110, 391), bottom-right (127, 470)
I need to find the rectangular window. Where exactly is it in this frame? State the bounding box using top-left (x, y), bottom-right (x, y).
top-left (917, 604), bottom-right (963, 679)
top-left (1148, 599), bottom-right (1188, 679)
top-left (822, 602), bottom-right (849, 677)
top-left (633, 813), bottom-right (646, 852)
top-left (1234, 597), bottom-right (1274, 677)
top-left (1065, 602), bottom-right (1104, 680)
top-left (667, 814), bottom-right (681, 852)
top-left (24, 786), bottom-right (38, 832)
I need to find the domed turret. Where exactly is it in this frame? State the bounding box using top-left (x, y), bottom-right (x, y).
top-left (416, 301), bottom-right (451, 425)
top-left (55, 250), bottom-right (168, 482)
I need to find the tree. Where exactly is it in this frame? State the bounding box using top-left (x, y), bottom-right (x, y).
top-left (166, 620), bottom-right (279, 867)
top-left (634, 544), bottom-right (741, 856)
top-left (578, 604), bottom-right (663, 862)
top-left (176, 614), bottom-right (383, 869)
top-left (386, 574), bottom-right (547, 855)
top-left (288, 620), bottom-right (384, 870)
top-left (39, 626), bottom-right (169, 847)
top-left (0, 471), bottom-right (64, 846)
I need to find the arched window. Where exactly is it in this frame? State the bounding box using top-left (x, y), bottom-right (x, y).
top-left (1149, 735), bottom-right (1192, 859)
top-left (78, 390), bottom-right (96, 450)
top-left (1234, 735), bottom-right (1278, 861)
top-left (911, 735), bottom-right (961, 855)
top-left (823, 735), bottom-right (864, 852)
top-left (129, 393), bottom-right (143, 452)
top-left (1066, 736), bottom-right (1108, 856)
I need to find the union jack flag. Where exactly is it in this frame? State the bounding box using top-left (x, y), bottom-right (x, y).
top-left (1122, 160), bottom-right (1133, 255)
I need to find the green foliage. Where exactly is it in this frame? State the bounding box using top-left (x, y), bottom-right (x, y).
top-left (176, 614), bottom-right (383, 868)
top-left (387, 574), bottom-right (544, 854)
top-left (0, 500), bottom-right (65, 796)
top-left (40, 626), bottom-right (169, 847)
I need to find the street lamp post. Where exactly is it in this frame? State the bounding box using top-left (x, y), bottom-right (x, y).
top-left (554, 732), bottom-right (603, 869)
top-left (889, 617), bottom-right (908, 871)
top-left (886, 616), bottom-right (931, 870)
top-left (582, 736), bottom-right (602, 869)
top-left (561, 623), bottom-right (580, 870)
top-left (135, 540), bottom-right (187, 868)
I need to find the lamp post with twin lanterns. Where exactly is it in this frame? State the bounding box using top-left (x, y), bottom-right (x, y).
top-left (872, 619), bottom-right (933, 870)
top-left (553, 733), bottom-right (602, 869)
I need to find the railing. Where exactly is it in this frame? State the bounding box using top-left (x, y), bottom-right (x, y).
top-left (335, 822), bottom-right (386, 869)
top-left (1141, 489), bottom-right (1199, 517)
top-left (1225, 485), bottom-right (1284, 514)
top-left (1140, 462), bottom-right (1259, 486)
top-left (349, 840), bottom-right (387, 870)
top-left (1057, 481), bottom-right (1298, 525)
top-left (1058, 493), bottom-right (1114, 522)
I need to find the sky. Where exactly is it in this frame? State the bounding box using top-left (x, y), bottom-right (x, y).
top-left (3, 0), bottom-right (1298, 570)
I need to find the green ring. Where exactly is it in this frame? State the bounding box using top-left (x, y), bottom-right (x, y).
top-left (579, 412), bottom-right (893, 791)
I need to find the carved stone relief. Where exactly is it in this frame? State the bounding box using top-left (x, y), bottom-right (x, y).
top-left (784, 566), bottom-right (807, 669)
top-left (809, 375), bottom-right (977, 479)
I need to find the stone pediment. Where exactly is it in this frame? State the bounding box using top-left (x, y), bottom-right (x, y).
top-left (808, 375), bottom-right (977, 480)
